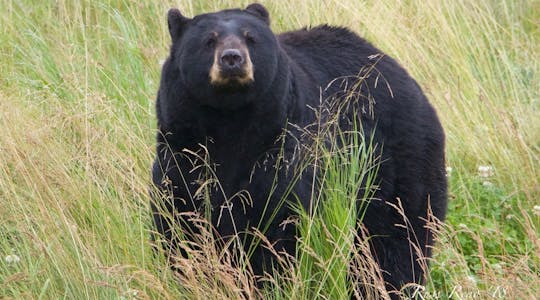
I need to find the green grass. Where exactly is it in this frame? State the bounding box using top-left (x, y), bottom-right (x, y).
top-left (1, 0), bottom-right (538, 299)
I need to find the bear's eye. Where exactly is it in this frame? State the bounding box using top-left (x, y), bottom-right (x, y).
top-left (205, 36), bottom-right (217, 48)
top-left (244, 31), bottom-right (256, 44)
top-left (205, 32), bottom-right (218, 48)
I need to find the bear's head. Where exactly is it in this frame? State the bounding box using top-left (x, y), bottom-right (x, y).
top-left (166, 3), bottom-right (280, 109)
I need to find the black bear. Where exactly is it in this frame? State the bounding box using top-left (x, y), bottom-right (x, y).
top-left (151, 3), bottom-right (447, 296)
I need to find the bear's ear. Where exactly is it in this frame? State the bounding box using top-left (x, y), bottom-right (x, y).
top-left (245, 3), bottom-right (270, 25)
top-left (167, 8), bottom-right (190, 42)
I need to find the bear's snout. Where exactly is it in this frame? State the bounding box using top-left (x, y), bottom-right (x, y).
top-left (220, 49), bottom-right (244, 71)
top-left (209, 35), bottom-right (254, 87)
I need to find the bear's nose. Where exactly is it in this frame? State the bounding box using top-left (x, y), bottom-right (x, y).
top-left (220, 49), bottom-right (244, 70)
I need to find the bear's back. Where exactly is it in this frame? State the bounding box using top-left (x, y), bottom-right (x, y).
top-left (278, 26), bottom-right (383, 87)
top-left (276, 26), bottom-right (426, 111)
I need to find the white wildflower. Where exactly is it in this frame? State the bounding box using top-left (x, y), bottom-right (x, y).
top-left (123, 288), bottom-right (138, 298)
top-left (158, 58), bottom-right (166, 66)
top-left (492, 263), bottom-right (503, 273)
top-left (478, 165), bottom-right (494, 178)
top-left (466, 275), bottom-right (478, 285)
top-left (505, 214), bottom-right (514, 220)
top-left (533, 205), bottom-right (540, 216)
top-left (446, 166), bottom-right (453, 177)
top-left (5, 254), bottom-right (21, 264)
top-left (482, 181), bottom-right (493, 187)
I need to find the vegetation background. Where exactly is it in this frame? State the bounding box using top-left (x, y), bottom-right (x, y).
top-left (0, 0), bottom-right (538, 299)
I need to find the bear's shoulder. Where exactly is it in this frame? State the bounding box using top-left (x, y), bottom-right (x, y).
top-left (278, 25), bottom-right (366, 47)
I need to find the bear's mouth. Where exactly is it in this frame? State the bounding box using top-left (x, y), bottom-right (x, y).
top-left (209, 77), bottom-right (254, 92)
top-left (210, 72), bottom-right (254, 88)
top-left (209, 63), bottom-right (254, 88)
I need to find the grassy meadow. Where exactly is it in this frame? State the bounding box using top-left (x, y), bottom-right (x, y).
top-left (1, 0), bottom-right (539, 299)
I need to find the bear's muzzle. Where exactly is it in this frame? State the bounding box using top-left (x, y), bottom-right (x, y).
top-left (209, 35), bottom-right (254, 87)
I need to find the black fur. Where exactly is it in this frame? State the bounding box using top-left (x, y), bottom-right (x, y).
top-left (151, 3), bottom-right (447, 296)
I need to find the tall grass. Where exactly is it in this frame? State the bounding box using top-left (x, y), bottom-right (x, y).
top-left (1, 0), bottom-right (538, 299)
top-left (253, 98), bottom-right (384, 299)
